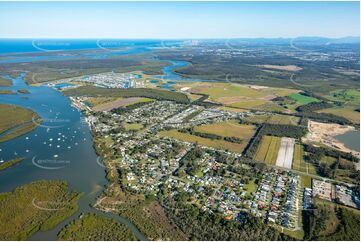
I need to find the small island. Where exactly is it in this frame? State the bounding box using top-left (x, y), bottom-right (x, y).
top-left (0, 157), bottom-right (25, 171)
top-left (17, 88), bottom-right (30, 94)
top-left (0, 104), bottom-right (41, 142)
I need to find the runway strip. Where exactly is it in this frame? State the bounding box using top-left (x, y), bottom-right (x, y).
top-left (275, 137), bottom-right (295, 169)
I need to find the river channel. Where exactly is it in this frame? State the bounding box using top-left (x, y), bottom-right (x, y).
top-left (0, 73), bottom-right (147, 240)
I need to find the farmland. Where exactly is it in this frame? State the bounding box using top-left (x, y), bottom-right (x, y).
top-left (158, 129), bottom-right (246, 153)
top-left (292, 144), bottom-right (318, 175)
top-left (275, 137), bottom-right (295, 169)
top-left (289, 93), bottom-right (320, 105)
top-left (253, 136), bottom-right (281, 165)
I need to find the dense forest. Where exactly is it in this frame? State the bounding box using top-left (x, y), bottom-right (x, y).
top-left (165, 204), bottom-right (294, 241)
top-left (303, 202), bottom-right (360, 241)
top-left (0, 180), bottom-right (82, 240)
top-left (64, 86), bottom-right (190, 103)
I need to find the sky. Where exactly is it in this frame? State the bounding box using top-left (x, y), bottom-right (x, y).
top-left (0, 1), bottom-right (359, 39)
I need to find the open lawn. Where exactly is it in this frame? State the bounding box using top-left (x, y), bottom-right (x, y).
top-left (193, 121), bottom-right (256, 140)
top-left (253, 136), bottom-right (281, 165)
top-left (159, 129), bottom-right (246, 153)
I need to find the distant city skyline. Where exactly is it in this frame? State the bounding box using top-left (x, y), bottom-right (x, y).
top-left (0, 1), bottom-right (359, 39)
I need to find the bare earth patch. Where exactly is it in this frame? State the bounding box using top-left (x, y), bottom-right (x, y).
top-left (258, 64), bottom-right (303, 72)
top-left (93, 97), bottom-right (143, 112)
top-left (216, 96), bottom-right (251, 104)
top-left (302, 120), bottom-right (359, 157)
top-left (189, 84), bottom-right (211, 93)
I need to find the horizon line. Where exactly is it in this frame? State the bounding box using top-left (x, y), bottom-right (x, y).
top-left (0, 36), bottom-right (359, 40)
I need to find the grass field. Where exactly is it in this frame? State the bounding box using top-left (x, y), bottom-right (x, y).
top-left (289, 93), bottom-right (320, 105)
top-left (193, 121), bottom-right (256, 140)
top-left (253, 136), bottom-right (281, 165)
top-left (243, 114), bottom-right (300, 125)
top-left (329, 89), bottom-right (360, 104)
top-left (292, 144), bottom-right (318, 175)
top-left (228, 100), bottom-right (268, 109)
top-left (124, 123), bottom-right (144, 131)
top-left (123, 97), bottom-right (153, 107)
top-left (86, 97), bottom-right (119, 107)
top-left (244, 179), bottom-right (257, 196)
top-left (319, 89), bottom-right (360, 124)
top-left (300, 175), bottom-right (312, 188)
top-left (220, 106), bottom-right (249, 113)
top-left (183, 82), bottom-right (297, 111)
top-left (318, 106), bottom-right (360, 124)
top-left (159, 129), bottom-right (246, 153)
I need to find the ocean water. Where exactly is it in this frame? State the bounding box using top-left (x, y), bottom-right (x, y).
top-left (0, 39), bottom-right (183, 54)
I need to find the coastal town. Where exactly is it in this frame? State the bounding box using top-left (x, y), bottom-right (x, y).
top-left (69, 94), bottom-right (360, 234)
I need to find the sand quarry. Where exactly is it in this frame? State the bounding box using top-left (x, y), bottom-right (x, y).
top-left (303, 120), bottom-right (359, 157)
